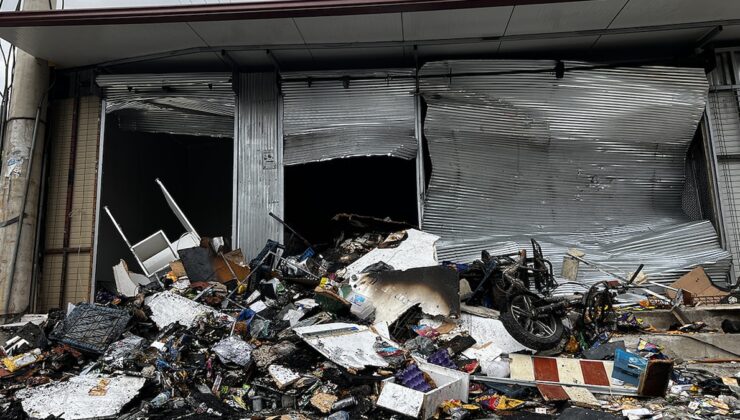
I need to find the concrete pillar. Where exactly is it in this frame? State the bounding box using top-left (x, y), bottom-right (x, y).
top-left (0, 0), bottom-right (54, 317)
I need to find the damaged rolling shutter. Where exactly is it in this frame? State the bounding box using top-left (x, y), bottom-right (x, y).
top-left (281, 69), bottom-right (416, 166)
top-left (420, 60), bottom-right (732, 287)
top-left (707, 52), bottom-right (740, 283)
top-left (707, 91), bottom-right (740, 281)
top-left (96, 73), bottom-right (234, 138)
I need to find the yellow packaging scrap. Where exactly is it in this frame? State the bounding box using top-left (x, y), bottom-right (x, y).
top-left (2, 349), bottom-right (41, 372)
top-left (88, 378), bottom-right (111, 396)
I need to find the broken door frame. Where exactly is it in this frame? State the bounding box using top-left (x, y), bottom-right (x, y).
top-left (701, 113), bottom-right (729, 251)
top-left (91, 73), bottom-right (238, 292)
top-left (231, 77), bottom-right (239, 250)
top-left (415, 93), bottom-right (425, 227)
top-left (89, 99), bottom-right (107, 301)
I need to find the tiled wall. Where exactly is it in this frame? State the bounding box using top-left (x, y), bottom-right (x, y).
top-left (37, 96), bottom-right (100, 311)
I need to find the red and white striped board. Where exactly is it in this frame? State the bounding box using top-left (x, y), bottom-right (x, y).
top-left (509, 354), bottom-right (620, 404)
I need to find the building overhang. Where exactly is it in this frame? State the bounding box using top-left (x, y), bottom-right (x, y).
top-left (0, 0), bottom-right (738, 70)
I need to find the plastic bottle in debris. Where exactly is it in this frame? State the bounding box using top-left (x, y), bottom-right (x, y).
top-left (326, 411), bottom-right (350, 420)
top-left (331, 396), bottom-right (357, 411)
top-left (450, 407), bottom-right (470, 420)
top-left (250, 396), bottom-right (263, 411)
top-left (150, 391), bottom-right (170, 408)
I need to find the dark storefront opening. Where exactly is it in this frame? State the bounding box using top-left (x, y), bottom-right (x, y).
top-left (95, 120), bottom-right (233, 291)
top-left (284, 156), bottom-right (418, 251)
top-left (683, 123), bottom-right (717, 224)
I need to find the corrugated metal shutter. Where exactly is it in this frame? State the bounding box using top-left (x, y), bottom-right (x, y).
top-left (281, 69), bottom-right (417, 166)
top-left (707, 52), bottom-right (740, 282)
top-left (234, 73), bottom-right (283, 259)
top-left (37, 97), bottom-right (101, 311)
top-left (96, 73), bottom-right (234, 138)
top-left (420, 60), bottom-right (731, 287)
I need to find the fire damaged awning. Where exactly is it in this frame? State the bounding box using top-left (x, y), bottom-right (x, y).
top-left (281, 69), bottom-right (417, 166)
top-left (419, 60), bottom-right (732, 287)
top-left (96, 73), bottom-right (235, 138)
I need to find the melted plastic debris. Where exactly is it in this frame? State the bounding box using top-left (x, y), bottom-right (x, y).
top-left (49, 303), bottom-right (131, 354)
top-left (102, 334), bottom-right (145, 368)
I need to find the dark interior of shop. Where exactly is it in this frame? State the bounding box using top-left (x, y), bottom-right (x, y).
top-left (283, 156), bottom-right (419, 251)
top-left (95, 120), bottom-right (233, 291)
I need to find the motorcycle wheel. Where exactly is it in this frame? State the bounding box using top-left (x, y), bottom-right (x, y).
top-left (500, 293), bottom-right (565, 351)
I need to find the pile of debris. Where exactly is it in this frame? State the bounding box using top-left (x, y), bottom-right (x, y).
top-left (1, 217), bottom-right (740, 419)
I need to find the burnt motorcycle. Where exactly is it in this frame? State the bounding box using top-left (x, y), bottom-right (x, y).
top-left (464, 239), bottom-right (640, 351)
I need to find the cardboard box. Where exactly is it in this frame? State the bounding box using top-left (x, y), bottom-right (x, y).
top-left (214, 249), bottom-right (250, 283)
top-left (666, 267), bottom-right (728, 304)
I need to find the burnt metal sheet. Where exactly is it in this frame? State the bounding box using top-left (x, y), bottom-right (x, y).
top-left (235, 73), bottom-right (283, 258)
top-left (351, 266), bottom-right (460, 324)
top-left (145, 291), bottom-right (233, 329)
top-left (96, 73), bottom-right (234, 138)
top-left (457, 313), bottom-right (531, 354)
top-left (342, 228), bottom-right (439, 279)
top-left (281, 69), bottom-right (416, 165)
top-left (17, 375), bottom-right (146, 420)
top-left (419, 60), bottom-right (732, 287)
top-left (293, 322), bottom-right (397, 370)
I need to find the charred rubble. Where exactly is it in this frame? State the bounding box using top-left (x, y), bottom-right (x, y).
top-left (0, 215), bottom-right (739, 420)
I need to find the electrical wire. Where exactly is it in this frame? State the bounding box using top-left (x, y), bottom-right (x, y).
top-left (0, 0), bottom-right (8, 99)
top-left (2, 73), bottom-right (57, 318)
top-left (0, 42), bottom-right (15, 182)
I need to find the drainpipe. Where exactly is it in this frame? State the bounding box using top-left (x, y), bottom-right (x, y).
top-left (0, 0), bottom-right (55, 319)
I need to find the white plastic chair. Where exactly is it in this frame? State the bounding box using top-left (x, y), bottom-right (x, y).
top-left (104, 178), bottom-right (202, 278)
